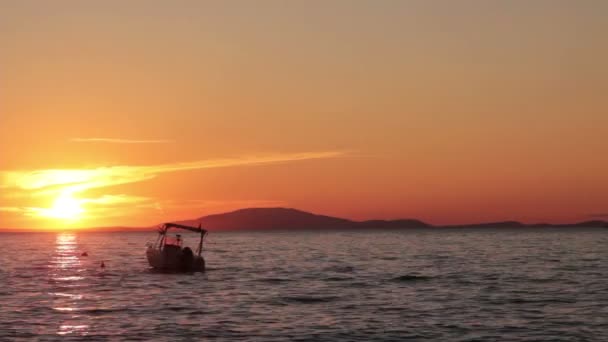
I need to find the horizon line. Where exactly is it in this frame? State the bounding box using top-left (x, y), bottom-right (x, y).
top-left (0, 206), bottom-right (606, 232)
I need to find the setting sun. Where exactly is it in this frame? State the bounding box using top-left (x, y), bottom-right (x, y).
top-left (1, 0), bottom-right (607, 231)
top-left (1, 2), bottom-right (607, 341)
top-left (40, 191), bottom-right (85, 221)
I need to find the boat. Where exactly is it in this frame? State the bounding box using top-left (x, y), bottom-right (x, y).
top-left (146, 222), bottom-right (207, 272)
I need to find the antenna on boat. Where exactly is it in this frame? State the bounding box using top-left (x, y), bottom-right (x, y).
top-left (197, 222), bottom-right (204, 256)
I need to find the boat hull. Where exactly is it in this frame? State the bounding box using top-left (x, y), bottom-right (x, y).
top-left (146, 246), bottom-right (205, 272)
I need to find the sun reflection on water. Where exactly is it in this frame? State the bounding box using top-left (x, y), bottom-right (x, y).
top-left (50, 233), bottom-right (90, 336)
top-left (57, 324), bottom-right (89, 336)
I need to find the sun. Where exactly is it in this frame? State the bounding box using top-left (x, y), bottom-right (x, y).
top-left (45, 191), bottom-right (85, 221)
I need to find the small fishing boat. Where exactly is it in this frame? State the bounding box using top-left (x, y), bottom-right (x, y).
top-left (146, 222), bottom-right (207, 272)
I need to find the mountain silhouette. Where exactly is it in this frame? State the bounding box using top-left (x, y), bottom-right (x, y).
top-left (175, 207), bottom-right (429, 231)
top-left (168, 207), bottom-right (607, 232)
top-left (5, 207), bottom-right (605, 232)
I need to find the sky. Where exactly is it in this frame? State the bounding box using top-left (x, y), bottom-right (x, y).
top-left (1, 1), bottom-right (607, 230)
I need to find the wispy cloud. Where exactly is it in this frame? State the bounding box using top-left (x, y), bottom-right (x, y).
top-left (70, 138), bottom-right (173, 144)
top-left (0, 151), bottom-right (345, 222)
top-left (1, 151), bottom-right (344, 194)
top-left (0, 206), bottom-right (23, 213)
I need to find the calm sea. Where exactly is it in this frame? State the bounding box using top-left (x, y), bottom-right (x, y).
top-left (1, 229), bottom-right (607, 341)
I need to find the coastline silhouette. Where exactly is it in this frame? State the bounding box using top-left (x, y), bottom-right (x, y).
top-left (15, 207), bottom-right (602, 233)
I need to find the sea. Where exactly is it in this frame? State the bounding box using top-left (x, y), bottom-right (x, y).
top-left (0, 228), bottom-right (607, 341)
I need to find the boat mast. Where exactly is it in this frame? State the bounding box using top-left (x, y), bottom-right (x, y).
top-left (197, 223), bottom-right (203, 256)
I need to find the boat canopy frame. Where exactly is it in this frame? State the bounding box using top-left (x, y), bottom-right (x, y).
top-left (154, 222), bottom-right (208, 256)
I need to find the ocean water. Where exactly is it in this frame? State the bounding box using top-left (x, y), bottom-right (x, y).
top-left (1, 228), bottom-right (607, 341)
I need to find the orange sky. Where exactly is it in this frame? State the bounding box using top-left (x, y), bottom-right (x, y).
top-left (1, 1), bottom-right (607, 230)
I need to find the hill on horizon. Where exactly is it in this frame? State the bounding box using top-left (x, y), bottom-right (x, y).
top-left (1, 207), bottom-right (606, 232)
top-left (167, 207), bottom-right (608, 232)
top-left (174, 207), bottom-right (430, 231)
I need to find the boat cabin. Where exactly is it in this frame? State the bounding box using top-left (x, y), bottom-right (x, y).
top-left (146, 222), bottom-right (207, 272)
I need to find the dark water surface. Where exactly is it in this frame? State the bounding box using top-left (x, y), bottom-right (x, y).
top-left (1, 229), bottom-right (607, 341)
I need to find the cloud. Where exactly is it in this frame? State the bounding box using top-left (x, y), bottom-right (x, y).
top-left (0, 206), bottom-right (23, 212)
top-left (70, 138), bottom-right (173, 144)
top-left (0, 206), bottom-right (56, 217)
top-left (0, 151), bottom-right (345, 222)
top-left (81, 194), bottom-right (151, 206)
top-left (1, 151), bottom-right (344, 194)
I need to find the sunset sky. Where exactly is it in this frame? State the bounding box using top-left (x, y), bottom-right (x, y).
top-left (2, 1), bottom-right (607, 230)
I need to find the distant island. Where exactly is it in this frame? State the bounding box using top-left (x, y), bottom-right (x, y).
top-left (178, 207), bottom-right (431, 231)
top-left (87, 207), bottom-right (608, 232)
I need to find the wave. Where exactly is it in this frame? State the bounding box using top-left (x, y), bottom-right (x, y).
top-left (506, 297), bottom-right (577, 304)
top-left (323, 265), bottom-right (355, 273)
top-left (162, 306), bottom-right (190, 312)
top-left (323, 276), bottom-right (353, 282)
top-left (203, 266), bottom-right (242, 272)
top-left (256, 277), bottom-right (292, 284)
top-left (391, 275), bottom-right (432, 282)
top-left (84, 308), bottom-right (134, 315)
top-left (282, 295), bottom-right (340, 304)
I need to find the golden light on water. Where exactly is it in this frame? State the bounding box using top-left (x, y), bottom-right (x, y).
top-left (51, 233), bottom-right (90, 336)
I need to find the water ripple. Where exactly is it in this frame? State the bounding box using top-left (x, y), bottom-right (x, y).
top-left (0, 229), bottom-right (607, 341)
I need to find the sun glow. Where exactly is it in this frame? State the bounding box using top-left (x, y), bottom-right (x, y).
top-left (41, 191), bottom-right (85, 221)
top-left (0, 152), bottom-right (344, 228)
